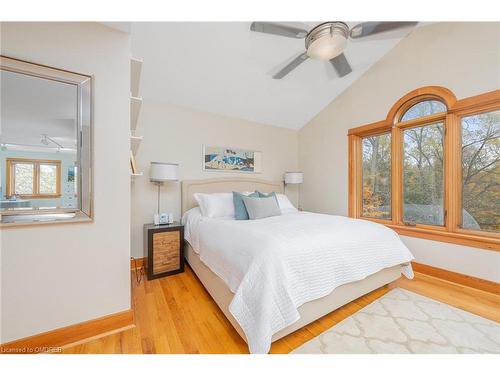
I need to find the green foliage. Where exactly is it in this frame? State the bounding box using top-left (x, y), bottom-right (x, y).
top-left (461, 111), bottom-right (500, 232)
top-left (403, 122), bottom-right (444, 225)
top-left (362, 133), bottom-right (391, 219)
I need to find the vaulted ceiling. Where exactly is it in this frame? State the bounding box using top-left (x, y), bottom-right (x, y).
top-left (130, 22), bottom-right (419, 130)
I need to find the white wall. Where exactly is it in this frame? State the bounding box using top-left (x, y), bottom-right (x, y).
top-left (299, 22), bottom-right (500, 282)
top-left (131, 101), bottom-right (299, 258)
top-left (0, 22), bottom-right (131, 343)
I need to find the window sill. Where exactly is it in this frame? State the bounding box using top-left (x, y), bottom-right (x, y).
top-left (357, 218), bottom-right (499, 251)
top-left (0, 210), bottom-right (92, 227)
top-left (10, 194), bottom-right (62, 199)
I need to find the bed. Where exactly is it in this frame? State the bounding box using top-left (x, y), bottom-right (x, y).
top-left (181, 177), bottom-right (414, 353)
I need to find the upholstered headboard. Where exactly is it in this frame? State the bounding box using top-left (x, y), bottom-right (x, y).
top-left (181, 177), bottom-right (284, 214)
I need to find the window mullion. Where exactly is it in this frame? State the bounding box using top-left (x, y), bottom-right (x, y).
top-left (7, 160), bottom-right (14, 196)
top-left (445, 114), bottom-right (460, 232)
top-left (355, 137), bottom-right (363, 217)
top-left (391, 126), bottom-right (403, 226)
top-left (34, 162), bottom-right (40, 196)
top-left (348, 135), bottom-right (358, 217)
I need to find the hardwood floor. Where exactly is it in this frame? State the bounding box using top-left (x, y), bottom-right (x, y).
top-left (62, 266), bottom-right (500, 354)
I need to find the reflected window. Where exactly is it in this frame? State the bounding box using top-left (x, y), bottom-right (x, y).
top-left (13, 163), bottom-right (35, 195)
top-left (39, 164), bottom-right (58, 195)
top-left (6, 159), bottom-right (61, 198)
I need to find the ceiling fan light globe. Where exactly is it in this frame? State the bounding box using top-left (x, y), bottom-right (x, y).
top-left (306, 34), bottom-right (347, 60)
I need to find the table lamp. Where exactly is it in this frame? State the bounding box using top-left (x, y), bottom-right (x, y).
top-left (150, 162), bottom-right (179, 224)
top-left (284, 171), bottom-right (304, 210)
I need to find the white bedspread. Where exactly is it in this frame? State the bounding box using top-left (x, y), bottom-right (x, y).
top-left (182, 209), bottom-right (414, 354)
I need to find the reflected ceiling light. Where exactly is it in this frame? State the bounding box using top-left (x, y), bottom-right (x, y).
top-left (41, 134), bottom-right (64, 149)
top-left (305, 22), bottom-right (349, 60)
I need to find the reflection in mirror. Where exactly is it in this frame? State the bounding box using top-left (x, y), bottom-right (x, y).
top-left (0, 56), bottom-right (92, 225)
top-left (1, 70), bottom-right (79, 211)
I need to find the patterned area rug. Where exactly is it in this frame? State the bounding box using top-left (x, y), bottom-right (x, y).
top-left (292, 288), bottom-right (500, 354)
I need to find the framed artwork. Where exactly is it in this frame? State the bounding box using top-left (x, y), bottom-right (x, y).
top-left (67, 164), bottom-right (78, 196)
top-left (203, 146), bottom-right (262, 173)
top-left (67, 165), bottom-right (76, 182)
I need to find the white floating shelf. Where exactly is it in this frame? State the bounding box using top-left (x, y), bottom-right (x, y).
top-left (131, 57), bottom-right (143, 98)
top-left (130, 57), bottom-right (144, 182)
top-left (130, 96), bottom-right (142, 132)
top-left (130, 135), bottom-right (143, 155)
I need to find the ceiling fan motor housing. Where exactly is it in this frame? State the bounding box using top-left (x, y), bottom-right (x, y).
top-left (305, 22), bottom-right (349, 60)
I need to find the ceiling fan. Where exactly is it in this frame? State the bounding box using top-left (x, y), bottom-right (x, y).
top-left (250, 21), bottom-right (418, 79)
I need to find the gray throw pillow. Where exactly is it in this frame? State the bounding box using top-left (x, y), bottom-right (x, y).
top-left (233, 191), bottom-right (259, 220)
top-left (257, 191), bottom-right (279, 205)
top-left (242, 195), bottom-right (281, 220)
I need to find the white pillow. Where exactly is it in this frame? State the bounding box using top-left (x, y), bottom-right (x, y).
top-left (193, 192), bottom-right (235, 218)
top-left (276, 193), bottom-right (298, 213)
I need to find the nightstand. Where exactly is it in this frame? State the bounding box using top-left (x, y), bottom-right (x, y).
top-left (144, 222), bottom-right (184, 280)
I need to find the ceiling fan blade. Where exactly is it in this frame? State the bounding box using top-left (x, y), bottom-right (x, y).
top-left (350, 22), bottom-right (418, 40)
top-left (273, 52), bottom-right (309, 79)
top-left (330, 53), bottom-right (352, 78)
top-left (250, 22), bottom-right (308, 39)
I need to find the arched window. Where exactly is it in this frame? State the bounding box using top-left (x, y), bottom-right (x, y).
top-left (348, 86), bottom-right (500, 250)
top-left (400, 100), bottom-right (447, 122)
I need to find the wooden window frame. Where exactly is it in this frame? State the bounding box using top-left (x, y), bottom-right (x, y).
top-left (348, 86), bottom-right (500, 251)
top-left (6, 158), bottom-right (62, 199)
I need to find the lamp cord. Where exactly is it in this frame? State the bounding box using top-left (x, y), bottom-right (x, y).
top-left (131, 257), bottom-right (144, 285)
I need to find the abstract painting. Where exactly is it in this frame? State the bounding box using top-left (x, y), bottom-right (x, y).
top-left (203, 146), bottom-right (262, 173)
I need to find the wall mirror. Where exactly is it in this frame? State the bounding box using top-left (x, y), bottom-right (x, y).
top-left (0, 56), bottom-right (92, 225)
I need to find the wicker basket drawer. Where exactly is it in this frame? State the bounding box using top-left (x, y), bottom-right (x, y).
top-left (152, 231), bottom-right (180, 274)
top-left (144, 223), bottom-right (184, 280)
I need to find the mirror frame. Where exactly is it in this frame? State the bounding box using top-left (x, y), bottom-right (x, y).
top-left (0, 55), bottom-right (93, 226)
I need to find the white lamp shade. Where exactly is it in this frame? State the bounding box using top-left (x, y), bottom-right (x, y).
top-left (150, 162), bottom-right (179, 182)
top-left (284, 172), bottom-right (303, 184)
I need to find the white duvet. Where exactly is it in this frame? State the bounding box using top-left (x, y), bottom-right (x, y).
top-left (182, 209), bottom-right (414, 354)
